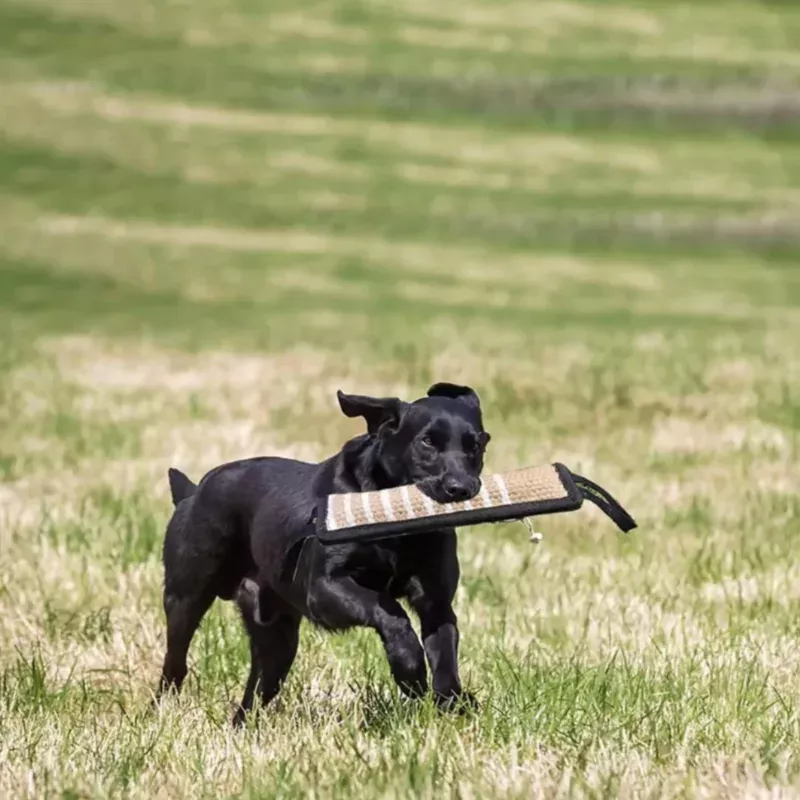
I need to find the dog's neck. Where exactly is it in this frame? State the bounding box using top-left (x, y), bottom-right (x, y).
top-left (332, 434), bottom-right (402, 493)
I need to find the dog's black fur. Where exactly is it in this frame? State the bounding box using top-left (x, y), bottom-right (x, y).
top-left (156, 382), bottom-right (491, 725)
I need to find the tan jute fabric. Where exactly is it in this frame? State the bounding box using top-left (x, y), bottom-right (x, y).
top-left (326, 464), bottom-right (568, 532)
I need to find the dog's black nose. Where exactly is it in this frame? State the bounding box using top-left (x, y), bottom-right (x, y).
top-left (442, 476), bottom-right (477, 502)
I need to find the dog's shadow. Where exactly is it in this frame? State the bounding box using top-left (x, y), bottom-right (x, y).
top-left (231, 681), bottom-right (479, 739)
top-left (302, 682), bottom-right (479, 737)
top-left (350, 684), bottom-right (422, 735)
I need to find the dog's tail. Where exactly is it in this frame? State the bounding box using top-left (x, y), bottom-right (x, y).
top-left (168, 468), bottom-right (197, 506)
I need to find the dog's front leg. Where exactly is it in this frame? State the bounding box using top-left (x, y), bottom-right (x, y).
top-left (408, 589), bottom-right (473, 710)
top-left (406, 568), bottom-right (477, 712)
top-left (307, 576), bottom-right (427, 698)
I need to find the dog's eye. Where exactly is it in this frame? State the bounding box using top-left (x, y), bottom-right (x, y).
top-left (465, 433), bottom-right (488, 456)
top-left (421, 434), bottom-right (436, 449)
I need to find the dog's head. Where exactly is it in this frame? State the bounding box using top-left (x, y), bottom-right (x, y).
top-left (337, 382), bottom-right (490, 504)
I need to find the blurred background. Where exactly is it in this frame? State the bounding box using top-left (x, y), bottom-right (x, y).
top-left (1, 1), bottom-right (800, 797)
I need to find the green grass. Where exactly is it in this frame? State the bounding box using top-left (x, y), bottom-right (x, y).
top-left (1, 0), bottom-right (799, 797)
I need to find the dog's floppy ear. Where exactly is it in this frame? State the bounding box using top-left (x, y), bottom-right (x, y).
top-left (337, 390), bottom-right (406, 435)
top-left (427, 382), bottom-right (481, 412)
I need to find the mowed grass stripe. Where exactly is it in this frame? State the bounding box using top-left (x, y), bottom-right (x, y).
top-left (3, 3), bottom-right (800, 137)
top-left (0, 251), bottom-right (776, 355)
top-left (2, 133), bottom-right (800, 261)
top-left (16, 211), bottom-right (800, 308)
top-left (10, 0), bottom-right (800, 73)
top-left (368, 0), bottom-right (800, 46)
top-left (0, 191), bottom-right (796, 320)
top-left (3, 250), bottom-right (793, 377)
top-left (3, 82), bottom-right (800, 210)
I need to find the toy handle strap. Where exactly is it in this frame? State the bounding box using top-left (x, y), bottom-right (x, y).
top-left (570, 473), bottom-right (637, 533)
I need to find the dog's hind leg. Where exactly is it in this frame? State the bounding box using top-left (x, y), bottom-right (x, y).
top-left (233, 585), bottom-right (300, 727)
top-left (252, 613), bottom-right (300, 705)
top-left (233, 637), bottom-right (261, 728)
top-left (157, 589), bottom-right (215, 697)
top-left (231, 579), bottom-right (264, 727)
top-left (157, 497), bottom-right (240, 701)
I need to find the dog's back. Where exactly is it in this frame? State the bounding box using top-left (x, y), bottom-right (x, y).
top-left (162, 456), bottom-right (321, 603)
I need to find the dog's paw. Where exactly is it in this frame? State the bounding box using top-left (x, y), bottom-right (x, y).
top-left (232, 705), bottom-right (249, 729)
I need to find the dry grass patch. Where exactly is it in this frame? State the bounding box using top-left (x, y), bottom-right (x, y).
top-left (650, 418), bottom-right (790, 457)
top-left (1, 329), bottom-right (800, 797)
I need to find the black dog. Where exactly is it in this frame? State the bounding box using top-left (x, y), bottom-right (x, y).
top-left (156, 382), bottom-right (490, 724)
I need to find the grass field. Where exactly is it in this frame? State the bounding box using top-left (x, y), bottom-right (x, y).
top-left (1, 0), bottom-right (800, 796)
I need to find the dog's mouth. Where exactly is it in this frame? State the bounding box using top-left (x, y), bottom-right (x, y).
top-left (416, 477), bottom-right (482, 506)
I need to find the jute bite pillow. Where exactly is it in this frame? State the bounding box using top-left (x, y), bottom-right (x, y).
top-left (316, 463), bottom-right (636, 544)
